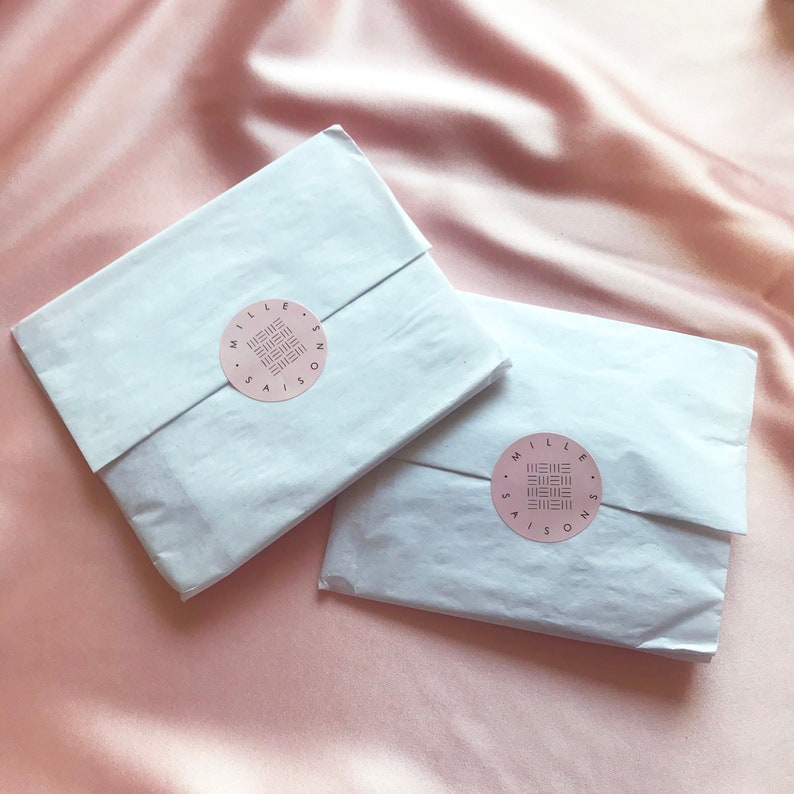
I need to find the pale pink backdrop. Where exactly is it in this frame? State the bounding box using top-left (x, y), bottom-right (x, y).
top-left (2, 1), bottom-right (793, 791)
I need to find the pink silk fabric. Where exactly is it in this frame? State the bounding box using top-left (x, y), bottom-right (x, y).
top-left (2, 1), bottom-right (793, 791)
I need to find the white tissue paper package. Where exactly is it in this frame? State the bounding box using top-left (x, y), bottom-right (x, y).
top-left (12, 127), bottom-right (510, 599)
top-left (320, 293), bottom-right (758, 662)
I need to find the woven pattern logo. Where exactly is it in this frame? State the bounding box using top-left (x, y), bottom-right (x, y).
top-left (527, 462), bottom-right (572, 510)
top-left (246, 317), bottom-right (307, 376)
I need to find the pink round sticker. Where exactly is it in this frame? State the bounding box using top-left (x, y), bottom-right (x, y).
top-left (219, 300), bottom-right (327, 402)
top-left (491, 433), bottom-right (602, 543)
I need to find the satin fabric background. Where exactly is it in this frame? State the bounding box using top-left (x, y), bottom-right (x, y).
top-left (1, 1), bottom-right (793, 791)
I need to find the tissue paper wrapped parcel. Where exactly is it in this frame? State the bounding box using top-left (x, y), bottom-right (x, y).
top-left (12, 127), bottom-right (510, 599)
top-left (320, 293), bottom-right (758, 662)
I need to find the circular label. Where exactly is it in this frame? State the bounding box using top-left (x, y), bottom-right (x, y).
top-left (491, 433), bottom-right (602, 543)
top-left (219, 300), bottom-right (327, 402)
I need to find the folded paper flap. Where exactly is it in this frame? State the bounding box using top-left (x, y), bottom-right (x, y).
top-left (321, 457), bottom-right (732, 661)
top-left (100, 254), bottom-right (510, 596)
top-left (395, 294), bottom-right (758, 535)
top-left (13, 126), bottom-right (429, 472)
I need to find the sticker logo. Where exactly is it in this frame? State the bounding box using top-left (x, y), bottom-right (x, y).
top-left (219, 300), bottom-right (327, 402)
top-left (491, 433), bottom-right (602, 543)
